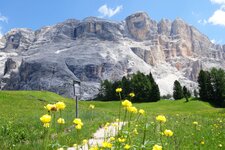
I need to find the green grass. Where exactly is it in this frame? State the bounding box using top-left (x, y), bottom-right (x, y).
top-left (0, 91), bottom-right (224, 149)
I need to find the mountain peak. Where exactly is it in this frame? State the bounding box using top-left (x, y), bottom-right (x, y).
top-left (0, 12), bottom-right (224, 99)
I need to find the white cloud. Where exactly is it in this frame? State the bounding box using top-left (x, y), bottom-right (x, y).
top-left (198, 19), bottom-right (208, 25)
top-left (0, 14), bottom-right (8, 23)
top-left (210, 0), bottom-right (225, 4)
top-left (208, 8), bottom-right (225, 26)
top-left (98, 4), bottom-right (123, 18)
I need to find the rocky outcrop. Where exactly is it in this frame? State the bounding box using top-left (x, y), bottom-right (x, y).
top-left (0, 12), bottom-right (224, 99)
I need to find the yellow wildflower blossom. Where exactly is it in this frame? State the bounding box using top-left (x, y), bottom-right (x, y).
top-left (156, 115), bottom-right (166, 123)
top-left (152, 144), bottom-right (162, 150)
top-left (40, 114), bottom-right (51, 123)
top-left (82, 139), bottom-right (88, 145)
top-left (129, 92), bottom-right (135, 97)
top-left (73, 118), bottom-right (83, 126)
top-left (89, 104), bottom-right (95, 109)
top-left (122, 100), bottom-right (132, 108)
top-left (124, 144), bottom-right (131, 149)
top-left (127, 106), bottom-right (138, 113)
top-left (57, 118), bottom-right (65, 124)
top-left (116, 88), bottom-right (122, 93)
top-left (102, 141), bottom-right (112, 148)
top-left (55, 102), bottom-right (66, 110)
top-left (118, 138), bottom-right (126, 143)
top-left (139, 109), bottom-right (145, 115)
top-left (193, 121), bottom-right (198, 125)
top-left (164, 129), bottom-right (173, 137)
top-left (44, 104), bottom-right (57, 111)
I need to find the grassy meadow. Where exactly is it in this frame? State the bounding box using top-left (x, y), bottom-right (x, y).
top-left (0, 91), bottom-right (224, 150)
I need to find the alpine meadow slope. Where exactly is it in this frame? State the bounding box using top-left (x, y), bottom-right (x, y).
top-left (0, 12), bottom-right (224, 99)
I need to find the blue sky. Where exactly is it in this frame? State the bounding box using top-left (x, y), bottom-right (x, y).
top-left (0, 0), bottom-right (225, 44)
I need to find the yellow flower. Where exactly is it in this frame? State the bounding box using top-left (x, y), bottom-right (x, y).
top-left (127, 106), bottom-right (138, 113)
top-left (118, 138), bottom-right (126, 143)
top-left (89, 145), bottom-right (99, 150)
top-left (40, 114), bottom-right (51, 123)
top-left (55, 102), bottom-right (66, 110)
top-left (57, 118), bottom-right (65, 124)
top-left (73, 144), bottom-right (77, 147)
top-left (200, 141), bottom-right (204, 145)
top-left (73, 118), bottom-right (83, 126)
top-left (44, 104), bottom-right (57, 111)
top-left (152, 144), bottom-right (162, 150)
top-left (193, 121), bottom-right (198, 125)
top-left (124, 144), bottom-right (131, 149)
top-left (102, 141), bottom-right (112, 148)
top-left (133, 128), bottom-right (138, 135)
top-left (110, 137), bottom-right (115, 141)
top-left (89, 104), bottom-right (95, 109)
top-left (73, 118), bottom-right (83, 129)
top-left (129, 92), bottom-right (135, 97)
top-left (156, 115), bottom-right (166, 123)
top-left (164, 129), bottom-right (173, 137)
top-left (139, 109), bottom-right (145, 115)
top-left (43, 123), bottom-right (50, 128)
top-left (218, 144), bottom-right (222, 148)
top-left (116, 88), bottom-right (122, 93)
top-left (75, 124), bottom-right (82, 130)
top-left (122, 100), bottom-right (132, 108)
top-left (82, 139), bottom-right (88, 145)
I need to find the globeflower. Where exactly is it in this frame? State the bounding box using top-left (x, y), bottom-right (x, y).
top-left (118, 137), bottom-right (126, 143)
top-left (156, 115), bottom-right (166, 123)
top-left (122, 100), bottom-right (132, 108)
top-left (57, 118), bottom-right (65, 124)
top-left (127, 106), bottom-right (138, 113)
top-left (73, 118), bottom-right (83, 130)
top-left (102, 141), bottom-right (112, 148)
top-left (152, 144), bottom-right (162, 150)
top-left (82, 139), bottom-right (88, 145)
top-left (133, 128), bottom-right (138, 135)
top-left (193, 121), bottom-right (198, 125)
top-left (56, 102), bottom-right (66, 110)
top-left (124, 144), bottom-right (131, 149)
top-left (89, 145), bottom-right (99, 150)
top-left (44, 104), bottom-right (57, 111)
top-left (40, 114), bottom-right (51, 123)
top-left (116, 88), bottom-right (122, 93)
top-left (129, 92), bottom-right (135, 97)
top-left (89, 104), bottom-right (95, 109)
top-left (139, 109), bottom-right (145, 115)
top-left (75, 124), bottom-right (82, 130)
top-left (110, 137), bottom-right (115, 141)
top-left (164, 129), bottom-right (173, 137)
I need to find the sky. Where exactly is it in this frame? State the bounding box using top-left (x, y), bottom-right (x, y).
top-left (0, 0), bottom-right (225, 44)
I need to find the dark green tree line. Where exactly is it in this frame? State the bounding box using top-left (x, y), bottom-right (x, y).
top-left (198, 68), bottom-right (225, 107)
top-left (96, 71), bottom-right (160, 102)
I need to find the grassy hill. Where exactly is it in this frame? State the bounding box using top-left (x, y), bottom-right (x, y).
top-left (0, 91), bottom-right (224, 149)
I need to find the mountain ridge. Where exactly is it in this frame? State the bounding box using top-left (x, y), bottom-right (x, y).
top-left (0, 12), bottom-right (224, 99)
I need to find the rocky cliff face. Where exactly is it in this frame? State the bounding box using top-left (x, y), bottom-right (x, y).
top-left (0, 12), bottom-right (224, 99)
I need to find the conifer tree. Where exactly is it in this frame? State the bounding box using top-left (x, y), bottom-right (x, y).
top-left (173, 80), bottom-right (183, 100)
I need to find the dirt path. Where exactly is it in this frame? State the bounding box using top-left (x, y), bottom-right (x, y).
top-left (67, 122), bottom-right (125, 150)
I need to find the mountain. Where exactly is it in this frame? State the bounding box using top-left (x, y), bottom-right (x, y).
top-left (0, 12), bottom-right (224, 99)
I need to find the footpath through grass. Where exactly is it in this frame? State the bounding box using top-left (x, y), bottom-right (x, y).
top-left (0, 91), bottom-right (224, 149)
